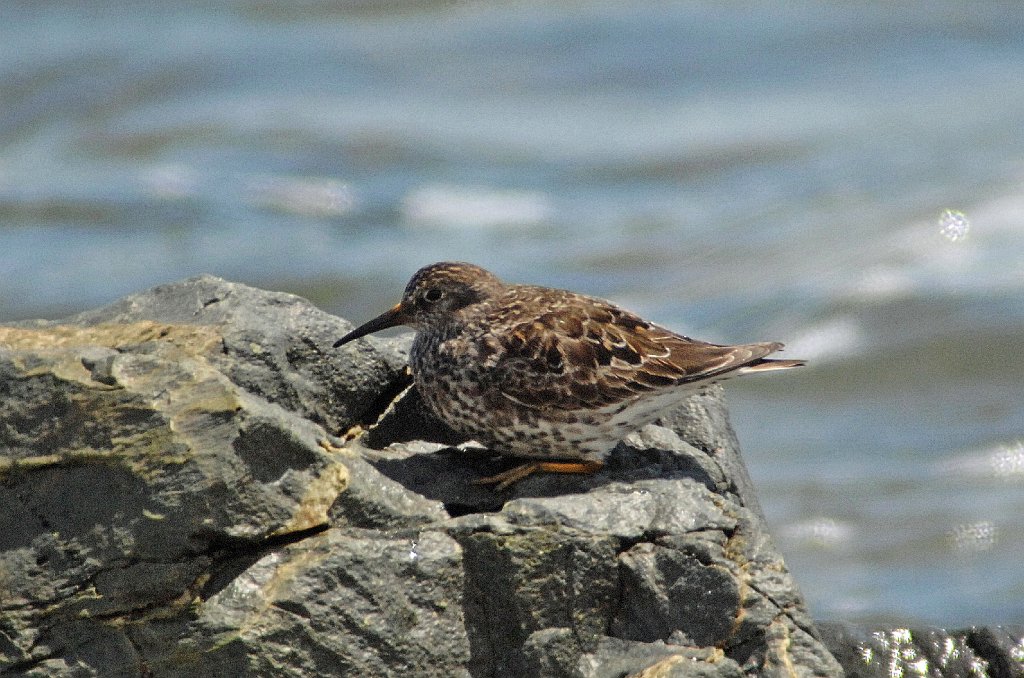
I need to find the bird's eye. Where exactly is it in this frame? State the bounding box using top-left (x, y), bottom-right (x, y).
top-left (423, 288), bottom-right (444, 303)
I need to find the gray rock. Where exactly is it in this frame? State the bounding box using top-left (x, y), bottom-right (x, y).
top-left (0, 331), bottom-right (347, 676)
top-left (519, 629), bottom-right (746, 678)
top-left (656, 387), bottom-right (764, 517)
top-left (1, 277), bottom-right (844, 677)
top-left (14, 274), bottom-right (406, 434)
top-left (165, 529), bottom-right (472, 678)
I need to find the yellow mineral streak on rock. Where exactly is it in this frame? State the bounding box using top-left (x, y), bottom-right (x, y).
top-left (0, 321), bottom-right (223, 354)
top-left (763, 617), bottom-right (798, 678)
top-left (273, 461), bottom-right (350, 536)
top-left (628, 654), bottom-right (685, 678)
top-left (627, 647), bottom-right (728, 678)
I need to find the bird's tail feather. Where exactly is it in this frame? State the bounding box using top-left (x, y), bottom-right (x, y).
top-left (739, 358), bottom-right (806, 373)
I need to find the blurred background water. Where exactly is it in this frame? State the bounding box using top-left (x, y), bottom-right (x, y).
top-left (2, 1), bottom-right (1022, 626)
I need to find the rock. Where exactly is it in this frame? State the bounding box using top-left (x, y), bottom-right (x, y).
top-left (818, 622), bottom-right (1024, 678)
top-left (1, 276), bottom-right (842, 677)
top-left (14, 274), bottom-right (406, 434)
top-left (168, 529), bottom-right (472, 678)
top-left (519, 630), bottom-right (746, 678)
top-left (656, 388), bottom-right (764, 518)
top-left (0, 327), bottom-right (348, 676)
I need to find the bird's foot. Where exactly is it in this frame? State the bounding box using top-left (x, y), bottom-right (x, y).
top-left (474, 460), bottom-right (604, 491)
top-left (317, 425), bottom-right (366, 454)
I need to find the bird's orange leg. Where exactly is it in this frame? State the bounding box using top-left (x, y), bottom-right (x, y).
top-left (474, 460), bottom-right (604, 491)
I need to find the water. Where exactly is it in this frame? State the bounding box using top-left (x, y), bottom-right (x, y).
top-left (2, 1), bottom-right (1023, 626)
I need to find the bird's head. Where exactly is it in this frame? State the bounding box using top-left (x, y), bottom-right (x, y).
top-left (333, 262), bottom-right (503, 347)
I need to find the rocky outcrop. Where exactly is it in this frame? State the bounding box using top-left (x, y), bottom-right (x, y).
top-left (1, 276), bottom-right (846, 676)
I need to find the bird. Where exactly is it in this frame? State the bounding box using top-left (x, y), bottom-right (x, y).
top-left (334, 262), bottom-right (804, 488)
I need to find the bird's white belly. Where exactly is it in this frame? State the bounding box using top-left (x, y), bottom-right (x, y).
top-left (461, 384), bottom-right (705, 461)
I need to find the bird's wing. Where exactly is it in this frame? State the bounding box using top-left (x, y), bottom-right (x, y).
top-left (485, 289), bottom-right (786, 412)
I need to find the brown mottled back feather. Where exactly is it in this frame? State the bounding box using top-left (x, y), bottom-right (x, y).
top-left (336, 261), bottom-right (804, 460)
top-left (485, 285), bottom-right (793, 412)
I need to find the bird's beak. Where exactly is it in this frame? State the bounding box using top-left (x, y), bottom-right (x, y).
top-left (333, 303), bottom-right (411, 348)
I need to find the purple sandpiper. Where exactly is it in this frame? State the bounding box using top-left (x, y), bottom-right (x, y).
top-left (335, 262), bottom-right (804, 488)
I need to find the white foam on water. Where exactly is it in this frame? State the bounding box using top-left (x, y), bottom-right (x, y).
top-left (247, 176), bottom-right (356, 218)
top-left (779, 517), bottom-right (855, 550)
top-left (947, 521), bottom-right (999, 554)
top-left (401, 183), bottom-right (554, 229)
top-left (850, 265), bottom-right (917, 301)
top-left (140, 164), bottom-right (199, 200)
top-left (938, 209), bottom-right (970, 242)
top-left (782, 316), bottom-right (865, 363)
top-left (936, 440), bottom-right (1024, 482)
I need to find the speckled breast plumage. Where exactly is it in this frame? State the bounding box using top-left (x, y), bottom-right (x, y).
top-left (409, 312), bottom-right (645, 461)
